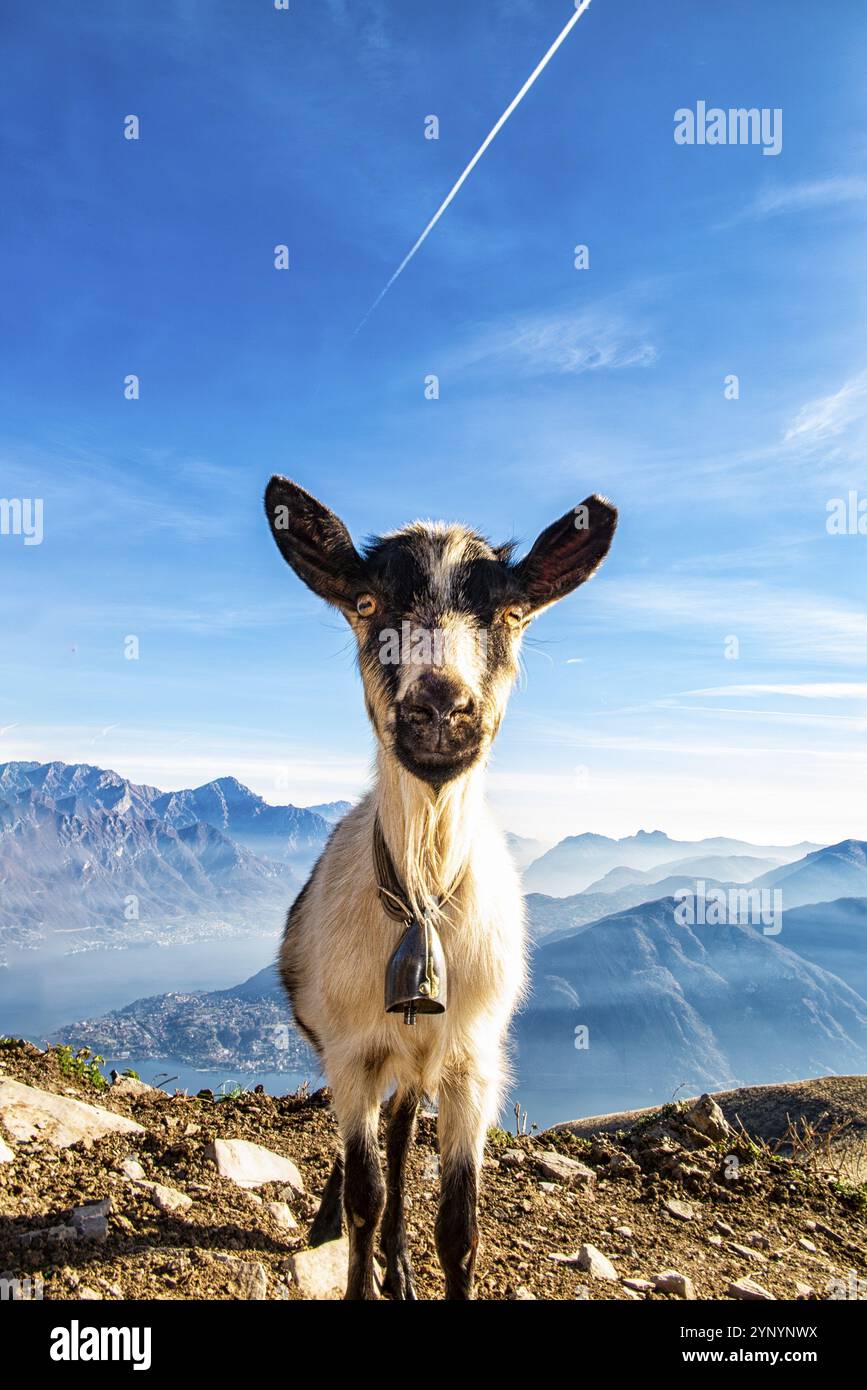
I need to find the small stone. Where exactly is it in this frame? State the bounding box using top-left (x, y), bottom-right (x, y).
top-left (210, 1254), bottom-right (268, 1300)
top-left (534, 1150), bottom-right (596, 1188)
top-left (795, 1281), bottom-right (816, 1298)
top-left (729, 1278), bottom-right (775, 1300)
top-left (18, 1223), bottom-right (77, 1246)
top-left (613, 1225), bottom-right (633, 1237)
top-left (653, 1270), bottom-right (696, 1299)
top-left (265, 1201), bottom-right (298, 1230)
top-left (136, 1180), bottom-right (192, 1214)
top-left (574, 1244), bottom-right (618, 1281)
top-left (206, 1138), bottom-right (304, 1193)
top-left (607, 1152), bottom-right (641, 1179)
top-left (0, 1137), bottom-right (13, 1164)
top-left (71, 1198), bottom-right (110, 1241)
top-left (289, 1238), bottom-right (349, 1300)
top-left (538, 1181), bottom-right (558, 1195)
top-left (623, 1277), bottom-right (654, 1293)
top-left (798, 1237), bottom-right (817, 1253)
top-left (499, 1148), bottom-right (526, 1168)
top-left (78, 1286), bottom-right (103, 1300)
top-left (729, 1242), bottom-right (766, 1263)
top-left (109, 1073), bottom-right (154, 1096)
top-left (119, 1157), bottom-right (146, 1182)
top-left (511, 1285), bottom-right (535, 1299)
top-left (682, 1093), bottom-right (730, 1143)
top-left (664, 1198), bottom-right (695, 1222)
top-left (746, 1231), bottom-right (771, 1250)
top-left (715, 1219), bottom-right (735, 1236)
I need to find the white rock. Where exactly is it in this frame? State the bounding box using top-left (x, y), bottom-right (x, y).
top-left (110, 1073), bottom-right (155, 1096)
top-left (119, 1157), bottom-right (146, 1182)
top-left (72, 1198), bottom-right (111, 1241)
top-left (265, 1201), bottom-right (298, 1230)
top-left (798, 1237), bottom-right (817, 1253)
top-left (0, 1136), bottom-right (13, 1164)
top-left (614, 1225), bottom-right (633, 1237)
top-left (499, 1149), bottom-right (526, 1168)
top-left (511, 1285), bottom-right (536, 1299)
top-left (623, 1277), bottom-right (654, 1293)
top-left (654, 1270), bottom-right (696, 1299)
top-left (664, 1198), bottom-right (695, 1222)
top-left (683, 1093), bottom-right (730, 1142)
top-left (575, 1244), bottom-right (618, 1281)
top-left (206, 1138), bottom-right (304, 1193)
top-left (534, 1150), bottom-right (596, 1188)
top-left (210, 1254), bottom-right (268, 1300)
top-left (729, 1278), bottom-right (775, 1300)
top-left (0, 1078), bottom-right (144, 1149)
top-left (136, 1180), bottom-right (193, 1214)
top-left (289, 1237), bottom-right (349, 1300)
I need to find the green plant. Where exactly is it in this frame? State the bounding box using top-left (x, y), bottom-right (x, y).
top-left (54, 1045), bottom-right (109, 1091)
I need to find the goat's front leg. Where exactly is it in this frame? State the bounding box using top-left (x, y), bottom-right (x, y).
top-left (435, 1062), bottom-right (498, 1300)
top-left (380, 1088), bottom-right (420, 1300)
top-left (332, 1068), bottom-right (385, 1300)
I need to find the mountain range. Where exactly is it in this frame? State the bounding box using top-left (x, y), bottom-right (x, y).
top-left (517, 894), bottom-right (867, 1109)
top-left (0, 761), bottom-right (340, 957)
top-left (522, 829), bottom-right (821, 897)
top-left (7, 759), bottom-right (867, 1118)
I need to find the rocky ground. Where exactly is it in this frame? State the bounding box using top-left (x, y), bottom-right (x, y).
top-left (0, 1038), bottom-right (864, 1301)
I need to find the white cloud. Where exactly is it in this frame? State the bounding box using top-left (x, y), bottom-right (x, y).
top-left (595, 577), bottom-right (867, 665)
top-left (747, 177), bottom-right (867, 220)
top-left (687, 683), bottom-right (867, 700)
top-left (784, 368), bottom-right (867, 449)
top-left (451, 309), bottom-right (657, 378)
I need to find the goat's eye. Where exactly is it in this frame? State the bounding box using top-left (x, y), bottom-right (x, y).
top-left (503, 607), bottom-right (524, 630)
top-left (356, 593), bottom-right (377, 618)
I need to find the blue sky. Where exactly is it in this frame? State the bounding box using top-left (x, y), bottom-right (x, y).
top-left (1, 0), bottom-right (866, 845)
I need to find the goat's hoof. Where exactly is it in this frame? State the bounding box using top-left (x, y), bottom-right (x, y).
top-left (382, 1253), bottom-right (418, 1301)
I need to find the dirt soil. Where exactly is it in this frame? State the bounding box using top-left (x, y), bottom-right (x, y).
top-left (1, 1040), bottom-right (864, 1301)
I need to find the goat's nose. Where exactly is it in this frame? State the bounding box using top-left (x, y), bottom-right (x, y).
top-left (403, 677), bottom-right (475, 726)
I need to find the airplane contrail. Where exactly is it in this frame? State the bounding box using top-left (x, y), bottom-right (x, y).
top-left (353, 0), bottom-right (594, 335)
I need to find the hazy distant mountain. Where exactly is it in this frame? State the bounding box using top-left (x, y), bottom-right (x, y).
top-left (523, 830), bottom-right (821, 897)
top-left (0, 762), bottom-right (334, 871)
top-left (306, 800), bottom-right (352, 825)
top-left (0, 789), bottom-right (295, 956)
top-left (775, 897), bottom-right (867, 998)
top-left (506, 833), bottom-right (551, 873)
top-left (584, 853), bottom-right (779, 895)
top-left (517, 897), bottom-right (867, 1106)
top-left (747, 840), bottom-right (867, 911)
top-left (527, 875), bottom-right (730, 944)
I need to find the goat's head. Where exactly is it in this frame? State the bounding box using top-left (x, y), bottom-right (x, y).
top-left (265, 479), bottom-right (617, 790)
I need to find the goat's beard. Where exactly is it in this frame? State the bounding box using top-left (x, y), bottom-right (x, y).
top-left (374, 743), bottom-right (488, 926)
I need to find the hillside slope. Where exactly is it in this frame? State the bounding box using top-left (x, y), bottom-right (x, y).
top-left (1, 1041), bottom-right (864, 1301)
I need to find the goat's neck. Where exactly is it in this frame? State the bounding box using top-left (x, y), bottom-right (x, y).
top-left (373, 748), bottom-right (485, 916)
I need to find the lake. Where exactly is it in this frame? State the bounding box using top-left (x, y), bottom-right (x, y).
top-left (1, 938), bottom-right (659, 1130)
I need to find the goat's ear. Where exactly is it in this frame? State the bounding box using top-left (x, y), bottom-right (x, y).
top-left (514, 495), bottom-right (617, 614)
top-left (264, 476), bottom-right (368, 613)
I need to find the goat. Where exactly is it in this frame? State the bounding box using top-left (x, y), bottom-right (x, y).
top-left (264, 478), bottom-right (617, 1299)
